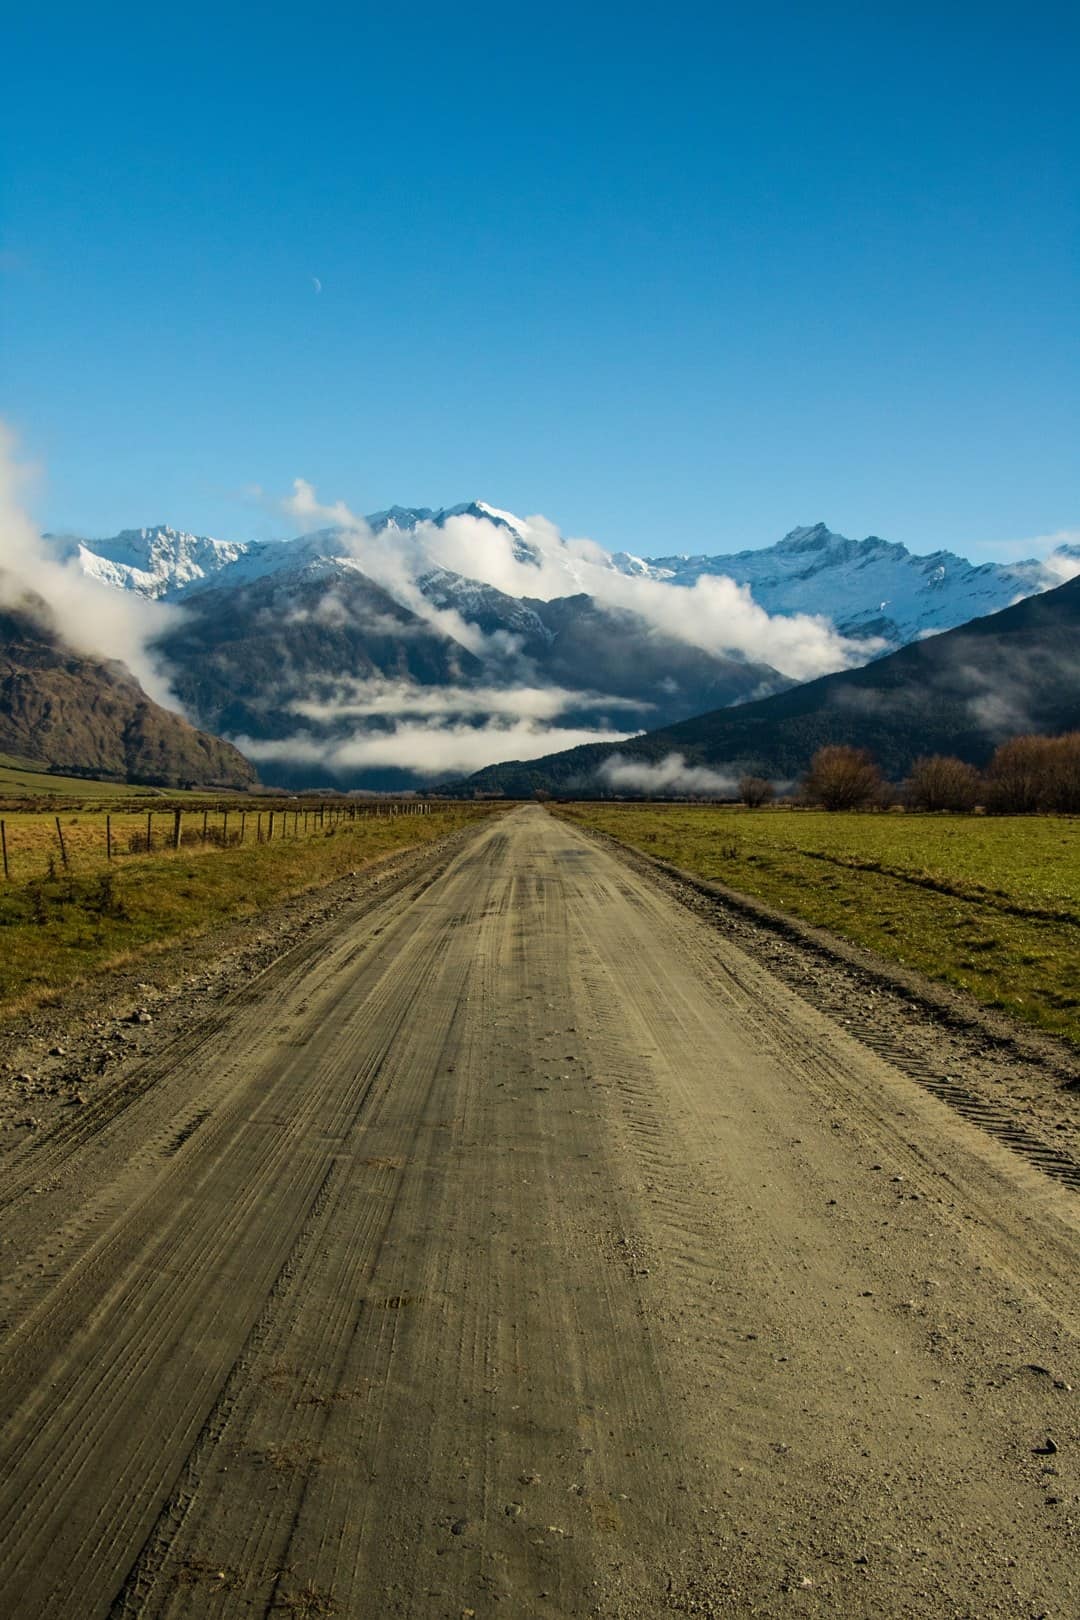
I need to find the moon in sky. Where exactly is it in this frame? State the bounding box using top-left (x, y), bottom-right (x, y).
top-left (311, 276), bottom-right (322, 294)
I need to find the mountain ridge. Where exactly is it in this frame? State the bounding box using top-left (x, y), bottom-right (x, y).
top-left (461, 572), bottom-right (1080, 796)
top-left (44, 506), bottom-right (1080, 789)
top-left (55, 513), bottom-right (1080, 655)
top-left (0, 581), bottom-right (257, 789)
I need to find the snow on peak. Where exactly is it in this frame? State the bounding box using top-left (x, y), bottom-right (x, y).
top-left (58, 506), bottom-right (1080, 659)
top-left (50, 525), bottom-right (253, 599)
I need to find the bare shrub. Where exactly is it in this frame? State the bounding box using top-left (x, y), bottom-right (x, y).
top-left (906, 755), bottom-right (981, 812)
top-left (1045, 732), bottom-right (1080, 813)
top-left (738, 775), bottom-right (775, 808)
top-left (986, 732), bottom-right (1080, 813)
top-left (801, 746), bottom-right (883, 811)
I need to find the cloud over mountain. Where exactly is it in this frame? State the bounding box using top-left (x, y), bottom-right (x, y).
top-left (284, 483), bottom-right (871, 685)
top-left (0, 426), bottom-right (177, 706)
top-left (45, 471), bottom-right (1080, 789)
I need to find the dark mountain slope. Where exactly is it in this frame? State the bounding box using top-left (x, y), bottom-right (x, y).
top-left (463, 573), bottom-right (1080, 796)
top-left (417, 570), bottom-right (786, 728)
top-left (156, 561), bottom-right (484, 744)
top-left (0, 589), bottom-right (256, 789)
top-left (523, 594), bottom-right (784, 721)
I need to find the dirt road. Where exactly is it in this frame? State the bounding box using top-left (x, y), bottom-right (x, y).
top-left (0, 805), bottom-right (1076, 1619)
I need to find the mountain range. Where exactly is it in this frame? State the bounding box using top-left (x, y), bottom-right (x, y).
top-left (636, 524), bottom-right (1080, 646)
top-left (55, 511), bottom-right (1080, 647)
top-left (42, 505), bottom-right (1080, 790)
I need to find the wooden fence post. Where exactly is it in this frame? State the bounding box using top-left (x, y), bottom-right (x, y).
top-left (202, 808), bottom-right (208, 843)
top-left (257, 812), bottom-right (263, 843)
top-left (223, 810), bottom-right (229, 845)
top-left (146, 811), bottom-right (153, 853)
top-left (55, 816), bottom-right (69, 870)
top-left (106, 814), bottom-right (112, 862)
top-left (240, 811), bottom-right (246, 844)
top-left (1, 819), bottom-right (8, 880)
top-left (174, 808), bottom-right (183, 850)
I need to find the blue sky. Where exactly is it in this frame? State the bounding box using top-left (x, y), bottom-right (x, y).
top-left (2, 2), bottom-right (1077, 560)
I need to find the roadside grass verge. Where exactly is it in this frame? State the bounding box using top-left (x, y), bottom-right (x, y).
top-left (558, 804), bottom-right (1080, 1047)
top-left (0, 805), bottom-right (499, 1013)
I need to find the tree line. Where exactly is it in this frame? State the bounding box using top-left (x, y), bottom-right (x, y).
top-left (738, 732), bottom-right (1080, 813)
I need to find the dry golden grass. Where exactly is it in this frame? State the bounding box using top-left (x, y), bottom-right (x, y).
top-left (0, 801), bottom-right (392, 883)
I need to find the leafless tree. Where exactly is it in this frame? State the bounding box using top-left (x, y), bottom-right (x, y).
top-left (986, 732), bottom-right (1080, 813)
top-left (802, 745), bottom-right (883, 811)
top-left (738, 775), bottom-right (775, 808)
top-left (906, 755), bottom-right (981, 812)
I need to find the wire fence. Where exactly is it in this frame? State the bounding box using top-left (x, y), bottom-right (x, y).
top-left (0, 799), bottom-right (435, 884)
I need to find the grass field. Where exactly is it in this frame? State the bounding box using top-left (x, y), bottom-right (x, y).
top-left (0, 800), bottom-right (398, 882)
top-left (0, 751), bottom-right (255, 804)
top-left (0, 802), bottom-right (500, 1014)
top-left (558, 803), bottom-right (1080, 1046)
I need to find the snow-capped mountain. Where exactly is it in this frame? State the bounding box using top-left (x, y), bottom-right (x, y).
top-left (631, 523), bottom-right (1080, 647)
top-left (49, 502), bottom-right (546, 603)
top-left (46, 505), bottom-right (1080, 789)
top-left (50, 526), bottom-right (253, 599)
top-left (369, 502), bottom-right (546, 568)
top-left (56, 514), bottom-right (1080, 657)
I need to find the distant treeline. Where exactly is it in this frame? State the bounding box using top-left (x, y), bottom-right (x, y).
top-left (741, 732), bottom-right (1080, 812)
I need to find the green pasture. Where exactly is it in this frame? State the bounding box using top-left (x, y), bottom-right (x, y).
top-left (0, 752), bottom-right (248, 805)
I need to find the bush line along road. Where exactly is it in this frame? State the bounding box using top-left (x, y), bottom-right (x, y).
top-left (0, 806), bottom-right (1076, 1618)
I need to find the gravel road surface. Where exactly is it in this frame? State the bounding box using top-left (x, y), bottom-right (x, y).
top-left (0, 805), bottom-right (1076, 1619)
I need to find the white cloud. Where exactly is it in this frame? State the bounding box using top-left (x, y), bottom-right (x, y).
top-left (287, 677), bottom-right (647, 726)
top-left (1038, 542), bottom-right (1080, 585)
top-left (281, 482), bottom-right (881, 684)
top-left (236, 718), bottom-right (633, 779)
top-left (0, 423), bottom-right (178, 705)
top-left (404, 507), bottom-right (870, 680)
top-left (970, 528), bottom-right (1080, 572)
top-left (283, 481), bottom-right (506, 660)
top-left (597, 751), bottom-right (739, 797)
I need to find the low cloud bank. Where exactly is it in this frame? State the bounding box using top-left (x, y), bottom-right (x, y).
top-left (237, 717), bottom-right (633, 779)
top-left (0, 425), bottom-right (177, 705)
top-left (597, 752), bottom-right (739, 797)
top-left (288, 677), bottom-right (646, 726)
